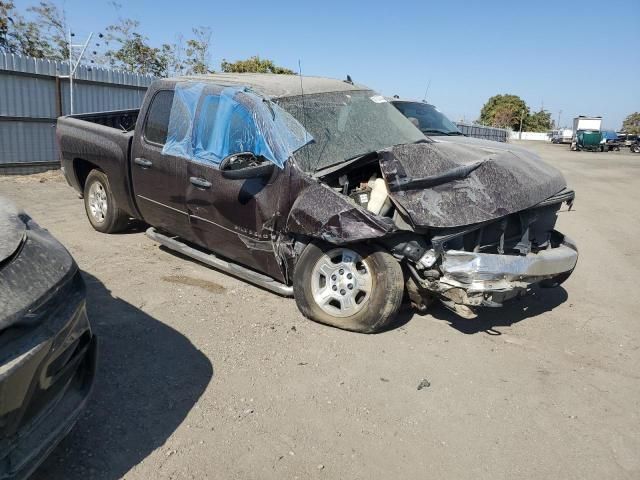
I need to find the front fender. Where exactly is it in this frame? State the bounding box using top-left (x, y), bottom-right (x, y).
top-left (285, 182), bottom-right (396, 244)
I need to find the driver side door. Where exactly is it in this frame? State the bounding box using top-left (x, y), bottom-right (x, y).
top-left (185, 93), bottom-right (288, 281)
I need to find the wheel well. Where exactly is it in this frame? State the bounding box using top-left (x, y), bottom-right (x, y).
top-left (73, 158), bottom-right (101, 189)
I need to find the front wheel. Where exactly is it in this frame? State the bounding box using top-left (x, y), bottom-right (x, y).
top-left (293, 242), bottom-right (404, 333)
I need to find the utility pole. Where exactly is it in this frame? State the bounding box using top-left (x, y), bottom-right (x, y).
top-left (519, 110), bottom-right (525, 140)
top-left (557, 110), bottom-right (562, 129)
top-left (61, 31), bottom-right (93, 115)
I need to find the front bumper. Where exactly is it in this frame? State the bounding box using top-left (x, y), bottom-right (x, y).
top-left (440, 237), bottom-right (578, 292)
top-left (431, 235), bottom-right (578, 310)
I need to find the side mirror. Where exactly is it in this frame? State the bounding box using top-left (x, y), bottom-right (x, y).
top-left (220, 152), bottom-right (276, 180)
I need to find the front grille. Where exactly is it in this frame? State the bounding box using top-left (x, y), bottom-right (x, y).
top-left (436, 203), bottom-right (564, 256)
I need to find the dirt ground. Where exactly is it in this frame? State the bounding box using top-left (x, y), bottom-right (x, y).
top-left (1, 141), bottom-right (639, 480)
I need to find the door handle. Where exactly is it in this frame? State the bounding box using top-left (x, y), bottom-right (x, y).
top-left (190, 177), bottom-right (212, 189)
top-left (134, 157), bottom-right (153, 168)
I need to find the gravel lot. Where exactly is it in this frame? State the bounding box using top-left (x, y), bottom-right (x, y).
top-left (1, 141), bottom-right (639, 480)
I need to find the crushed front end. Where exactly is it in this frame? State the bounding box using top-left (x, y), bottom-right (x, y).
top-left (396, 190), bottom-right (578, 317)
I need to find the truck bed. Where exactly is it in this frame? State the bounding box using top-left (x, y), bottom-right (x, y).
top-left (69, 108), bottom-right (140, 132)
top-left (57, 110), bottom-right (140, 219)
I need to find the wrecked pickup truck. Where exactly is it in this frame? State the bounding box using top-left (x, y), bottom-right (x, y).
top-left (56, 73), bottom-right (577, 333)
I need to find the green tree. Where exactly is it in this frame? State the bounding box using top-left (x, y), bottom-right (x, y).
top-left (101, 8), bottom-right (169, 76)
top-left (107, 32), bottom-right (169, 76)
top-left (524, 109), bottom-right (553, 132)
top-left (184, 26), bottom-right (213, 74)
top-left (221, 55), bottom-right (295, 74)
top-left (26, 0), bottom-right (68, 60)
top-left (621, 112), bottom-right (640, 134)
top-left (0, 1), bottom-right (15, 51)
top-left (2, 0), bottom-right (217, 77)
top-left (479, 94), bottom-right (529, 130)
top-left (0, 0), bottom-right (53, 58)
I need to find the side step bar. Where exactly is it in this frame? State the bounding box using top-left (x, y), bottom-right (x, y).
top-left (145, 228), bottom-right (294, 297)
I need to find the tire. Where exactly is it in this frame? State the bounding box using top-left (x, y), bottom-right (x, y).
top-left (293, 242), bottom-right (404, 333)
top-left (83, 169), bottom-right (129, 233)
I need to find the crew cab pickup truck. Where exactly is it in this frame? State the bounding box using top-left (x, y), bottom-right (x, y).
top-left (57, 74), bottom-right (578, 333)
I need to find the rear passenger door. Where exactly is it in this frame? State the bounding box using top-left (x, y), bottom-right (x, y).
top-left (130, 89), bottom-right (191, 237)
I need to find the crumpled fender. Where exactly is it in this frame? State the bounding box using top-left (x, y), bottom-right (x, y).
top-left (285, 182), bottom-right (396, 244)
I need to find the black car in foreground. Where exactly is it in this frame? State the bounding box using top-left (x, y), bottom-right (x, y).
top-left (0, 198), bottom-right (96, 480)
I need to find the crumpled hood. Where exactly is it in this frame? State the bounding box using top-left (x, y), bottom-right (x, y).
top-left (0, 198), bottom-right (25, 263)
top-left (378, 142), bottom-right (567, 228)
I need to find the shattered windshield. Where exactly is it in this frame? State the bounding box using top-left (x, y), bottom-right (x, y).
top-left (392, 101), bottom-right (462, 136)
top-left (275, 90), bottom-right (425, 172)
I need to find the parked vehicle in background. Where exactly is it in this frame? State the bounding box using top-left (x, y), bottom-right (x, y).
top-left (600, 130), bottom-right (621, 151)
top-left (573, 130), bottom-right (603, 151)
top-left (0, 199), bottom-right (96, 480)
top-left (389, 99), bottom-right (464, 137)
top-left (390, 98), bottom-right (510, 143)
top-left (618, 133), bottom-right (638, 147)
top-left (572, 116), bottom-right (602, 133)
top-left (630, 139), bottom-right (640, 153)
top-left (571, 116), bottom-right (603, 151)
top-left (56, 74), bottom-right (578, 332)
top-left (551, 129), bottom-right (573, 144)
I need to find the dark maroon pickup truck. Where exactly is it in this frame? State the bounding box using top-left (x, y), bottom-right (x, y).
top-left (56, 73), bottom-right (578, 333)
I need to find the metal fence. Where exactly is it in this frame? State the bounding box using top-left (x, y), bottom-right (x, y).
top-left (0, 53), bottom-right (155, 174)
top-left (456, 122), bottom-right (510, 143)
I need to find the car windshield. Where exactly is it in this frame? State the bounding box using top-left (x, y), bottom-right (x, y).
top-left (275, 90), bottom-right (425, 172)
top-left (392, 101), bottom-right (462, 136)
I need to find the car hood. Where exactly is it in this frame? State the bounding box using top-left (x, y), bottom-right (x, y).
top-left (378, 141), bottom-right (567, 228)
top-left (0, 198), bottom-right (26, 263)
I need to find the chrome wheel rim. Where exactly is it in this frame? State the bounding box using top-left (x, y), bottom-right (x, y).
top-left (88, 181), bottom-right (108, 224)
top-left (310, 248), bottom-right (373, 318)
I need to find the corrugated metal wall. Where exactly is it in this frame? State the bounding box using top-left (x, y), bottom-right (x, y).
top-left (455, 122), bottom-right (510, 143)
top-left (0, 53), bottom-right (155, 174)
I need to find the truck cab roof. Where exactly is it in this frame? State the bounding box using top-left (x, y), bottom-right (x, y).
top-left (163, 73), bottom-right (367, 99)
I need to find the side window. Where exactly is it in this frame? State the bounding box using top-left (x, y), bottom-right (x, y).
top-left (227, 104), bottom-right (259, 155)
top-left (144, 90), bottom-right (174, 145)
top-left (192, 95), bottom-right (263, 165)
top-left (193, 95), bottom-right (221, 159)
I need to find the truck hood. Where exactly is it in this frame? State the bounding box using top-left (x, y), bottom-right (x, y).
top-left (378, 142), bottom-right (567, 228)
top-left (0, 199), bottom-right (25, 263)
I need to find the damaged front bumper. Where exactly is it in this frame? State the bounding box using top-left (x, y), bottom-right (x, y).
top-left (441, 236), bottom-right (577, 293)
top-left (414, 233), bottom-right (578, 315)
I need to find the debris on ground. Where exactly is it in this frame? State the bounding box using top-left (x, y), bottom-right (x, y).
top-left (417, 378), bottom-right (431, 390)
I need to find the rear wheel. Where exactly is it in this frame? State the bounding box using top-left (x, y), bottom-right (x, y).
top-left (293, 242), bottom-right (404, 333)
top-left (83, 170), bottom-right (129, 233)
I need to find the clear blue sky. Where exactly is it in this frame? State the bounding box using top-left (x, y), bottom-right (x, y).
top-left (14, 0), bottom-right (640, 129)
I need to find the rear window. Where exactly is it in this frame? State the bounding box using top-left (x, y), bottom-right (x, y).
top-left (144, 90), bottom-right (174, 145)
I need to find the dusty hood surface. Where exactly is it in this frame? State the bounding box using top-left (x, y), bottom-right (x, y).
top-left (0, 198), bottom-right (25, 262)
top-left (379, 142), bottom-right (567, 228)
